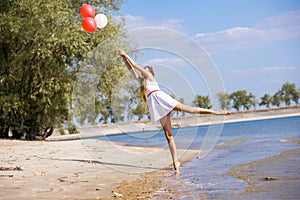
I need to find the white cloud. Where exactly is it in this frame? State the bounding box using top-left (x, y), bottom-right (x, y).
top-left (115, 10), bottom-right (300, 54)
top-left (222, 65), bottom-right (299, 97)
top-left (194, 10), bottom-right (300, 54)
top-left (146, 57), bottom-right (187, 66)
top-left (119, 15), bottom-right (185, 31)
top-left (262, 66), bottom-right (297, 72)
top-left (256, 10), bottom-right (300, 31)
top-left (230, 68), bottom-right (257, 74)
top-left (230, 65), bottom-right (298, 74)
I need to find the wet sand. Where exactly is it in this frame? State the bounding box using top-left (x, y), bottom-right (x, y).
top-left (109, 151), bottom-right (198, 200)
top-left (228, 144), bottom-right (300, 199)
top-left (0, 107), bottom-right (300, 199)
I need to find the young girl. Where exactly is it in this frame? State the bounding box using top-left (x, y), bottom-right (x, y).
top-left (119, 50), bottom-right (230, 174)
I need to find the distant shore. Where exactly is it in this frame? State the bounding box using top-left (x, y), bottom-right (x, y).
top-left (48, 106), bottom-right (300, 141)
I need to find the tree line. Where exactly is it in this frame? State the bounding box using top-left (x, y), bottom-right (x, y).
top-left (215, 82), bottom-right (299, 111)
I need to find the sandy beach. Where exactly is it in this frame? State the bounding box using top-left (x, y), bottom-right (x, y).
top-left (0, 107), bottom-right (299, 199)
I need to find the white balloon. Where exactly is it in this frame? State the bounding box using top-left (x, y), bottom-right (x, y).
top-left (94, 13), bottom-right (108, 28)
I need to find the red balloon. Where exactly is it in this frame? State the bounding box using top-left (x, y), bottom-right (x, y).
top-left (82, 17), bottom-right (97, 32)
top-left (80, 4), bottom-right (95, 18)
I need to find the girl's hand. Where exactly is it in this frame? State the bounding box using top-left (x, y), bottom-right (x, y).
top-left (119, 50), bottom-right (126, 57)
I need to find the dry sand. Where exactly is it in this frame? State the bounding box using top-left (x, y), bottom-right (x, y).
top-left (0, 136), bottom-right (198, 199)
top-left (0, 107), bottom-right (299, 199)
top-left (0, 139), bottom-right (136, 199)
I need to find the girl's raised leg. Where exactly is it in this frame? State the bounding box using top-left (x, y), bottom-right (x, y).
top-left (173, 103), bottom-right (230, 115)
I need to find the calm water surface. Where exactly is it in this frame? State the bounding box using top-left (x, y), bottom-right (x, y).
top-left (96, 116), bottom-right (300, 199)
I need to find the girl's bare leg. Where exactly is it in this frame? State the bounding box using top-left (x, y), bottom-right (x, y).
top-left (174, 103), bottom-right (230, 115)
top-left (160, 113), bottom-right (180, 175)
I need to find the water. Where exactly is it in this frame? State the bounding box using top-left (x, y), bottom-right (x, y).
top-left (96, 116), bottom-right (300, 199)
top-left (95, 116), bottom-right (300, 149)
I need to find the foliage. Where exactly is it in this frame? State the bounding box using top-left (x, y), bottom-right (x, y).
top-left (217, 92), bottom-right (231, 110)
top-left (229, 90), bottom-right (256, 111)
top-left (245, 92), bottom-right (257, 110)
top-left (191, 83), bottom-right (298, 112)
top-left (272, 91), bottom-right (282, 107)
top-left (259, 94), bottom-right (273, 108)
top-left (229, 90), bottom-right (246, 111)
top-left (0, 0), bottom-right (125, 139)
top-left (131, 101), bottom-right (149, 121)
top-left (192, 95), bottom-right (212, 109)
top-left (280, 82), bottom-right (299, 106)
top-left (73, 44), bottom-right (142, 125)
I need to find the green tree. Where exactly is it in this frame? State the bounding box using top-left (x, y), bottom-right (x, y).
top-left (230, 90), bottom-right (256, 111)
top-left (131, 101), bottom-right (149, 121)
top-left (122, 83), bottom-right (141, 122)
top-left (72, 38), bottom-right (134, 125)
top-left (259, 94), bottom-right (273, 108)
top-left (230, 90), bottom-right (247, 111)
top-left (0, 0), bottom-right (125, 139)
top-left (245, 92), bottom-right (257, 110)
top-left (280, 82), bottom-right (298, 106)
top-left (272, 91), bottom-right (282, 107)
top-left (112, 73), bottom-right (143, 122)
top-left (192, 95), bottom-right (212, 109)
top-left (217, 92), bottom-right (231, 110)
top-left (293, 88), bottom-right (300, 105)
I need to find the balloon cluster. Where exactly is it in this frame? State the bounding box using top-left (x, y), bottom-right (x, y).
top-left (80, 4), bottom-right (108, 32)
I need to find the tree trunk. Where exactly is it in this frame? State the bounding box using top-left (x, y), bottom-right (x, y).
top-left (0, 127), bottom-right (54, 140)
top-left (0, 127), bottom-right (9, 138)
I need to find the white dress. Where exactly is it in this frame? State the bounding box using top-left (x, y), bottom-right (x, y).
top-left (146, 81), bottom-right (179, 122)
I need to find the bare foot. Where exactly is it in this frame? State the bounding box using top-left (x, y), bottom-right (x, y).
top-left (174, 161), bottom-right (181, 175)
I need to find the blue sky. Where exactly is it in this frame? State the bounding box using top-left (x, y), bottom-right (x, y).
top-left (114, 0), bottom-right (300, 101)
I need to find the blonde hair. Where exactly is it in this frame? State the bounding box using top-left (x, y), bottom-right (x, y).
top-left (141, 78), bottom-right (147, 104)
top-left (140, 66), bottom-right (154, 104)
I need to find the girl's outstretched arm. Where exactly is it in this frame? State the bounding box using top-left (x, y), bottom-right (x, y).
top-left (120, 53), bottom-right (141, 82)
top-left (119, 50), bottom-right (155, 82)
